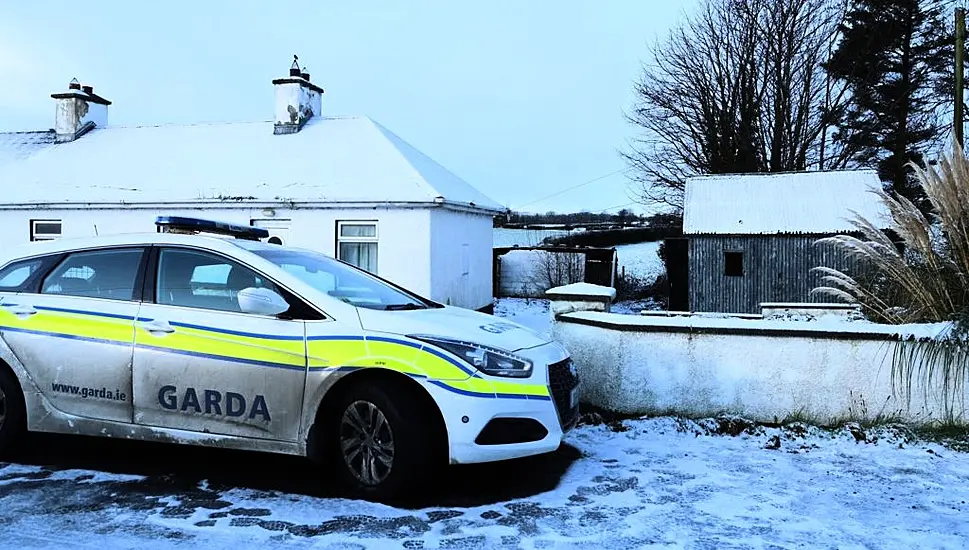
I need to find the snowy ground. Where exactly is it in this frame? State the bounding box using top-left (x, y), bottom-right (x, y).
top-left (1, 418), bottom-right (967, 549)
top-left (1, 299), bottom-right (967, 548)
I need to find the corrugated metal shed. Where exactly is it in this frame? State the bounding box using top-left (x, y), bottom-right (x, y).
top-left (683, 170), bottom-right (890, 235)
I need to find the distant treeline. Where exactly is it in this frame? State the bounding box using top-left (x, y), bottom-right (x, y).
top-left (496, 210), bottom-right (680, 229)
top-left (544, 225), bottom-right (682, 247)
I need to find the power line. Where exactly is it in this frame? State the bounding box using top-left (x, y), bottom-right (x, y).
top-left (513, 169), bottom-right (628, 210)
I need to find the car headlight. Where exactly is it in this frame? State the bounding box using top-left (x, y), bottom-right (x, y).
top-left (410, 335), bottom-right (533, 378)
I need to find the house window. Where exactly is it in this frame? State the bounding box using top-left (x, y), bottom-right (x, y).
top-left (337, 221), bottom-right (378, 274)
top-left (724, 250), bottom-right (744, 277)
top-left (30, 219), bottom-right (62, 241)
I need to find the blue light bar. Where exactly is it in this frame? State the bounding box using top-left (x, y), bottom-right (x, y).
top-left (154, 216), bottom-right (269, 240)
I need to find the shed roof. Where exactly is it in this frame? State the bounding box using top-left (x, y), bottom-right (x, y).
top-left (683, 170), bottom-right (891, 235)
top-left (0, 116), bottom-right (503, 213)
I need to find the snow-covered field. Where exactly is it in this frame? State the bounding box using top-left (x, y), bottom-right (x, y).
top-left (1, 418), bottom-right (966, 549)
top-left (615, 240), bottom-right (663, 283)
top-left (493, 228), bottom-right (574, 248)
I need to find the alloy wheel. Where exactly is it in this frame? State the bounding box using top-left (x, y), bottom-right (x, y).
top-left (339, 400), bottom-right (395, 486)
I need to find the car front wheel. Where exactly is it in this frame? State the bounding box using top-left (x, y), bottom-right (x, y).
top-left (325, 382), bottom-right (433, 500)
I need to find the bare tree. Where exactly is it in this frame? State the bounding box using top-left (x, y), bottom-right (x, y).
top-left (623, 0), bottom-right (852, 209)
top-left (530, 250), bottom-right (585, 292)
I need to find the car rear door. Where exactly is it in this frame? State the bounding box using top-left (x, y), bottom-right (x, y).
top-left (0, 247), bottom-right (147, 423)
top-left (131, 246), bottom-right (307, 441)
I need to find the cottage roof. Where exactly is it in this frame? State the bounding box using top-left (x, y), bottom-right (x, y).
top-left (683, 170), bottom-right (891, 235)
top-left (0, 116), bottom-right (504, 213)
top-left (0, 131), bottom-right (55, 170)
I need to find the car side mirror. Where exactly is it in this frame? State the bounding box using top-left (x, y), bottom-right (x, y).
top-left (237, 287), bottom-right (290, 316)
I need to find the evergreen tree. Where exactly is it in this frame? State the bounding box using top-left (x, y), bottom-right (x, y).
top-left (825, 0), bottom-right (952, 211)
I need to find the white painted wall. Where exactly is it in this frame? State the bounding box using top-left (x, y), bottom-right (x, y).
top-left (552, 311), bottom-right (966, 424)
top-left (0, 206), bottom-right (435, 304)
top-left (429, 209), bottom-right (493, 309)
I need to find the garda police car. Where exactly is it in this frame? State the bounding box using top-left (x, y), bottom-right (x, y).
top-left (0, 217), bottom-right (578, 498)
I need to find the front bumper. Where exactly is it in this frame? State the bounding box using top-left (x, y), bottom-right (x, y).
top-left (426, 341), bottom-right (579, 465)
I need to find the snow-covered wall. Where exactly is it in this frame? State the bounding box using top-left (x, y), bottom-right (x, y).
top-left (553, 311), bottom-right (966, 424)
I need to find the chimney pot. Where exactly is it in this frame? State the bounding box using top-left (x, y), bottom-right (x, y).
top-left (68, 78), bottom-right (81, 90)
top-left (81, 85), bottom-right (93, 94)
top-left (301, 71), bottom-right (310, 81)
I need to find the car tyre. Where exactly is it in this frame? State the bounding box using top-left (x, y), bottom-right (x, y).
top-left (324, 381), bottom-right (433, 501)
top-left (0, 368), bottom-right (26, 457)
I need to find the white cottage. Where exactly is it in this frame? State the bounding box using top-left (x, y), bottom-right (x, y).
top-left (0, 63), bottom-right (504, 311)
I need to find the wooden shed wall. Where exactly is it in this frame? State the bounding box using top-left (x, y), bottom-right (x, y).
top-left (688, 235), bottom-right (855, 313)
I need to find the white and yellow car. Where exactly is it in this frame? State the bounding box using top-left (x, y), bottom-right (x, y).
top-left (0, 217), bottom-right (578, 498)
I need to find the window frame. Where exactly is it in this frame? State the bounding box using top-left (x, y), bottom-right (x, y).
top-left (30, 219), bottom-right (63, 242)
top-left (723, 250), bottom-right (744, 278)
top-left (39, 246), bottom-right (150, 302)
top-left (335, 220), bottom-right (378, 273)
top-left (147, 245), bottom-right (324, 320)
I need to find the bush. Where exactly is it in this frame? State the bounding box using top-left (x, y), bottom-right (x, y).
top-left (615, 270), bottom-right (669, 307)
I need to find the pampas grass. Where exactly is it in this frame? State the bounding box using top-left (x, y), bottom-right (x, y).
top-left (812, 144), bottom-right (969, 422)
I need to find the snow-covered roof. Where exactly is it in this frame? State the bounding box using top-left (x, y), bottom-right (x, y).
top-left (0, 131), bottom-right (55, 170)
top-left (0, 116), bottom-right (504, 213)
top-left (683, 170), bottom-right (891, 235)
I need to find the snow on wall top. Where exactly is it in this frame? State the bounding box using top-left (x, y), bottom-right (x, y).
top-left (0, 131), bottom-right (55, 170)
top-left (0, 117), bottom-right (504, 213)
top-left (683, 170), bottom-right (891, 235)
top-left (546, 282), bottom-right (617, 299)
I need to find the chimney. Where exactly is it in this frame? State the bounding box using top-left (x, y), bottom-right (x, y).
top-left (51, 78), bottom-right (112, 143)
top-left (272, 55), bottom-right (324, 135)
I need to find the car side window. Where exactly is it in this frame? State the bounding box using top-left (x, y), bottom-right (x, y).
top-left (156, 248), bottom-right (279, 313)
top-left (0, 259), bottom-right (44, 291)
top-left (41, 248), bottom-right (145, 301)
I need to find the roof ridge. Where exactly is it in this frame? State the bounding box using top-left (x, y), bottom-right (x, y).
top-left (81, 115), bottom-right (367, 131)
top-left (689, 168), bottom-right (879, 180)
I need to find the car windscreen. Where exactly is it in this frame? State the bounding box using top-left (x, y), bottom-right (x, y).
top-left (248, 247), bottom-right (432, 311)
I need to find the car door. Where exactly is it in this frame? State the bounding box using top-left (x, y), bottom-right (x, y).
top-left (132, 246), bottom-right (307, 441)
top-left (0, 247), bottom-right (146, 423)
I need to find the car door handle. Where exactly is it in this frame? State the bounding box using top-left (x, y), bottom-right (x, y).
top-left (1, 303), bottom-right (37, 316)
top-left (139, 320), bottom-right (175, 334)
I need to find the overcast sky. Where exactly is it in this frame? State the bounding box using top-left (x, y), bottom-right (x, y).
top-left (0, 1), bottom-right (693, 214)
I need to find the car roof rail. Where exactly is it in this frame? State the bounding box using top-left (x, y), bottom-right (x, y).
top-left (154, 216), bottom-right (270, 241)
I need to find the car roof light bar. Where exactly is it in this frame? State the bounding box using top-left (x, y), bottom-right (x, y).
top-left (154, 216), bottom-right (270, 241)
